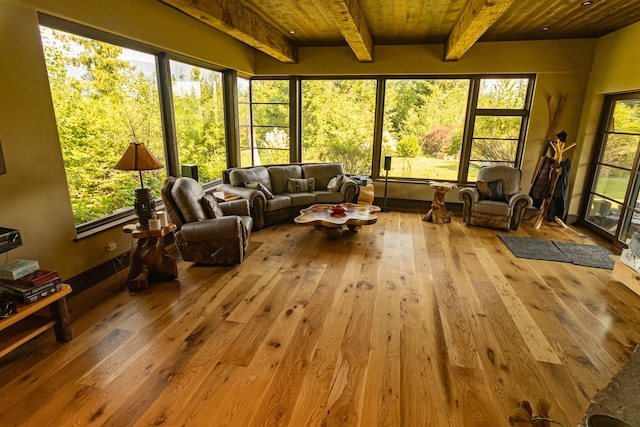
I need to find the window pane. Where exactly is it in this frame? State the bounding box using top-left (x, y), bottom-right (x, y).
top-left (593, 165), bottom-right (630, 203)
top-left (470, 116), bottom-right (521, 164)
top-left (586, 195), bottom-right (620, 232)
top-left (301, 79), bottom-right (375, 175)
top-left (40, 27), bottom-right (165, 226)
top-left (251, 80), bottom-right (288, 103)
top-left (382, 79), bottom-right (469, 180)
top-left (170, 60), bottom-right (226, 183)
top-left (477, 78), bottom-right (528, 109)
top-left (252, 104), bottom-right (288, 127)
top-left (601, 133), bottom-right (638, 168)
top-left (247, 79), bottom-right (289, 166)
top-left (610, 99), bottom-right (640, 133)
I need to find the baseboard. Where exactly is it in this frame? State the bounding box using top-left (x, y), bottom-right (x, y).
top-left (66, 252), bottom-right (131, 295)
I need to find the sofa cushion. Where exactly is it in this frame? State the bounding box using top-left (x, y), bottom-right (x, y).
top-left (314, 191), bottom-right (344, 204)
top-left (265, 195), bottom-right (291, 212)
top-left (287, 177), bottom-right (316, 193)
top-left (230, 166), bottom-right (272, 191)
top-left (170, 177), bottom-right (208, 222)
top-left (288, 192), bottom-right (315, 207)
top-left (327, 174), bottom-right (344, 192)
top-left (245, 181), bottom-right (274, 199)
top-left (201, 194), bottom-right (224, 218)
top-left (477, 179), bottom-right (505, 202)
top-left (269, 165), bottom-right (302, 194)
top-left (302, 163), bottom-right (344, 190)
top-left (473, 200), bottom-right (511, 216)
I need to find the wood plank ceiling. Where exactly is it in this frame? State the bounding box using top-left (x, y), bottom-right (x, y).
top-left (158, 0), bottom-right (640, 63)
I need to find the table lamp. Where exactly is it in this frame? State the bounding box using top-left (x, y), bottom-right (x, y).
top-left (114, 142), bottom-right (163, 229)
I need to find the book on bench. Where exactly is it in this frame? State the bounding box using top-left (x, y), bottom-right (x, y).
top-left (0, 270), bottom-right (62, 304)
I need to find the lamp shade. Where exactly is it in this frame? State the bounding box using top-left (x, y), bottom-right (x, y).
top-left (114, 142), bottom-right (163, 171)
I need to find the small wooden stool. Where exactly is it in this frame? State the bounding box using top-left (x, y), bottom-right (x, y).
top-left (423, 181), bottom-right (457, 224)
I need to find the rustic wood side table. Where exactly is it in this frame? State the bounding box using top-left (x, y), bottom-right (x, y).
top-left (423, 181), bottom-right (457, 224)
top-left (123, 223), bottom-right (178, 291)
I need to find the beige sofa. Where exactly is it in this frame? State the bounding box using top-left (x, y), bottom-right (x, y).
top-left (217, 162), bottom-right (359, 230)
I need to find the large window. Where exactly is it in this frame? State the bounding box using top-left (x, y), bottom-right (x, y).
top-left (466, 77), bottom-right (532, 181)
top-left (382, 79), bottom-right (469, 180)
top-left (239, 79), bottom-right (289, 166)
top-left (301, 79), bottom-right (376, 175)
top-left (170, 60), bottom-right (226, 182)
top-left (41, 26), bottom-right (165, 226)
top-left (40, 20), bottom-right (228, 231)
top-left (583, 93), bottom-right (640, 245)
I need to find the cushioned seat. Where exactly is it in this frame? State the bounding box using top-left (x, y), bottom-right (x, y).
top-left (161, 177), bottom-right (252, 265)
top-left (459, 164), bottom-right (532, 231)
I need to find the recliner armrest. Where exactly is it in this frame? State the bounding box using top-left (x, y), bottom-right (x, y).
top-left (507, 193), bottom-right (533, 209)
top-left (220, 199), bottom-right (250, 216)
top-left (179, 217), bottom-right (242, 241)
top-left (459, 187), bottom-right (480, 204)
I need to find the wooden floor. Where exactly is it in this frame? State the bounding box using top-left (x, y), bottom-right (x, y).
top-left (1, 211), bottom-right (639, 426)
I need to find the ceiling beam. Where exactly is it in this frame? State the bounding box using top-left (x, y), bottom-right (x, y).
top-left (444, 0), bottom-right (515, 61)
top-left (324, 0), bottom-right (374, 62)
top-left (159, 0), bottom-right (298, 63)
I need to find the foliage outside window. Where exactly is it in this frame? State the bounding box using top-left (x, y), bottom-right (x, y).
top-left (382, 79), bottom-right (469, 180)
top-left (301, 79), bottom-right (376, 175)
top-left (584, 94), bottom-right (640, 244)
top-left (170, 60), bottom-right (226, 182)
top-left (41, 27), bottom-right (165, 226)
top-left (239, 79), bottom-right (289, 166)
top-left (467, 78), bottom-right (531, 181)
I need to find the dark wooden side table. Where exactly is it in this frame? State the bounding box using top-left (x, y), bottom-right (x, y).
top-left (123, 223), bottom-right (178, 292)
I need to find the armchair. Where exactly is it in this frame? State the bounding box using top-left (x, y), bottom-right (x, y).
top-left (459, 164), bottom-right (532, 231)
top-left (161, 177), bottom-right (252, 265)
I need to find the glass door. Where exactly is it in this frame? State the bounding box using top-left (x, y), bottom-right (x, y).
top-left (583, 93), bottom-right (640, 245)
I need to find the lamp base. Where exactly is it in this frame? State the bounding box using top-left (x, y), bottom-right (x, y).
top-left (134, 187), bottom-right (156, 229)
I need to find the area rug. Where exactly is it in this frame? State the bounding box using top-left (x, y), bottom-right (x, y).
top-left (498, 235), bottom-right (570, 262)
top-left (552, 240), bottom-right (615, 269)
top-left (498, 235), bottom-right (615, 269)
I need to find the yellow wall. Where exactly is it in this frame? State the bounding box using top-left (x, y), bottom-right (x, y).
top-left (1, 0), bottom-right (626, 281)
top-left (255, 40), bottom-right (595, 207)
top-left (571, 21), bottom-right (640, 216)
top-left (0, 0), bottom-right (254, 279)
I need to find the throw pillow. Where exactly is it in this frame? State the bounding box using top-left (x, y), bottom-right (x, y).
top-left (244, 181), bottom-right (274, 199)
top-left (287, 178), bottom-right (316, 193)
top-left (201, 194), bottom-right (224, 218)
top-left (327, 174), bottom-right (344, 192)
top-left (477, 179), bottom-right (505, 202)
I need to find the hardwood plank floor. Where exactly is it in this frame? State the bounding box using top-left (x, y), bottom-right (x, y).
top-left (1, 211), bottom-right (639, 426)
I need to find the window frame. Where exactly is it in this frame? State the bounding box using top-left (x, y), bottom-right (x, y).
top-left (38, 14), bottom-right (231, 238)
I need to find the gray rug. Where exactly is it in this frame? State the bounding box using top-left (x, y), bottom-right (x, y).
top-left (552, 240), bottom-right (615, 269)
top-left (498, 235), bottom-right (614, 269)
top-left (498, 235), bottom-right (569, 262)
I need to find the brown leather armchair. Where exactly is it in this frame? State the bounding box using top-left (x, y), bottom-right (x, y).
top-left (459, 164), bottom-right (532, 231)
top-left (161, 177), bottom-right (252, 265)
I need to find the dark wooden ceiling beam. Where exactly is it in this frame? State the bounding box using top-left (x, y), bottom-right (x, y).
top-left (444, 0), bottom-right (515, 61)
top-left (324, 0), bottom-right (374, 62)
top-left (159, 0), bottom-right (298, 63)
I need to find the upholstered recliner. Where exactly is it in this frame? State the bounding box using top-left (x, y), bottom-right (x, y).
top-left (459, 164), bottom-right (532, 231)
top-left (161, 177), bottom-right (252, 265)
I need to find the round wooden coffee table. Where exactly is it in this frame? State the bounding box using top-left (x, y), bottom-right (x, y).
top-left (294, 203), bottom-right (381, 239)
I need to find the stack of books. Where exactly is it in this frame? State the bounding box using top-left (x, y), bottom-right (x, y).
top-left (0, 260), bottom-right (61, 304)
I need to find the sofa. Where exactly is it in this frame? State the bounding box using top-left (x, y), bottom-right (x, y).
top-left (161, 176), bottom-right (253, 265)
top-left (216, 162), bottom-right (359, 230)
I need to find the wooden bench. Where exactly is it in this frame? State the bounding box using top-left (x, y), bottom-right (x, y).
top-left (0, 284), bottom-right (72, 358)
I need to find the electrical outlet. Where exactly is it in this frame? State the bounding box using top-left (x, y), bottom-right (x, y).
top-left (105, 241), bottom-right (118, 252)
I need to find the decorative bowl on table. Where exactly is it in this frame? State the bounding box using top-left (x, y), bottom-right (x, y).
top-left (330, 204), bottom-right (347, 215)
top-left (585, 415), bottom-right (632, 427)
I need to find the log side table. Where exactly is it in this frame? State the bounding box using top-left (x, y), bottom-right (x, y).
top-left (423, 181), bottom-right (457, 224)
top-left (123, 223), bottom-right (178, 292)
